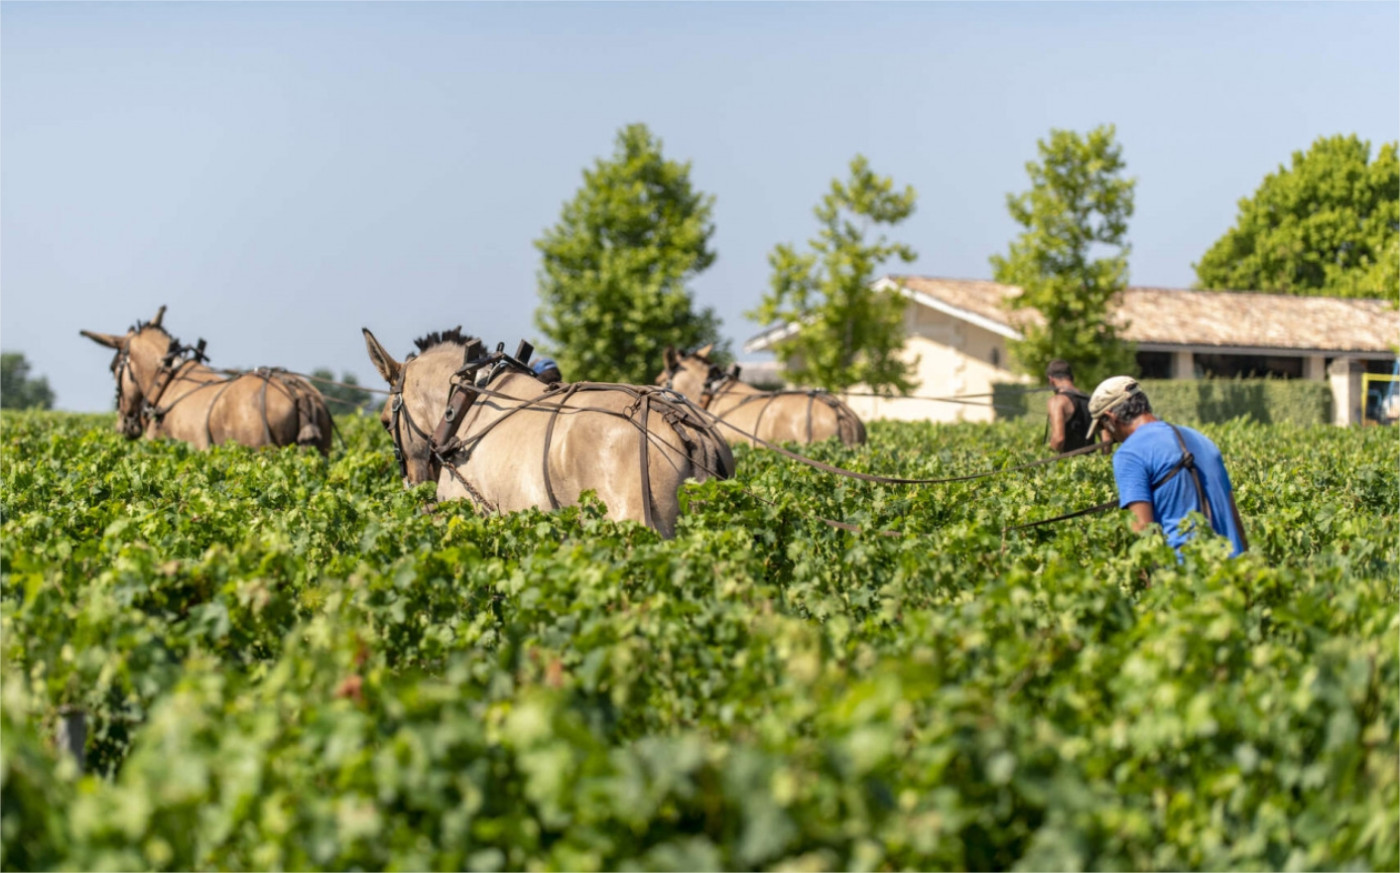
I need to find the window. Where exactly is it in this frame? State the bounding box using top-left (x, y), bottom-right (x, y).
top-left (1193, 353), bottom-right (1303, 379)
top-left (1136, 351), bottom-right (1173, 379)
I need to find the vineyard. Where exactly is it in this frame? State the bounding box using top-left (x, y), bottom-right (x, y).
top-left (1, 411), bottom-right (1396, 871)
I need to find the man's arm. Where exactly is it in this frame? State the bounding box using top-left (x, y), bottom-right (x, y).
top-left (1046, 394), bottom-right (1069, 452)
top-left (1113, 447), bottom-right (1154, 533)
top-left (1125, 500), bottom-right (1154, 532)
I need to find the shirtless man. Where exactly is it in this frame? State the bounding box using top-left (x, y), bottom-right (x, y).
top-left (1045, 359), bottom-right (1095, 453)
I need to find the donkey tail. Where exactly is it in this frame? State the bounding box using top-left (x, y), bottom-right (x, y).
top-left (658, 392), bottom-right (735, 483)
top-left (817, 394), bottom-right (867, 446)
top-left (283, 376), bottom-right (328, 452)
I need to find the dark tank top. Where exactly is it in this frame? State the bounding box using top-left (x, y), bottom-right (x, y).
top-left (1049, 388), bottom-right (1093, 452)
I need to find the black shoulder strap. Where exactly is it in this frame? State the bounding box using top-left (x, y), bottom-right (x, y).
top-left (1153, 424), bottom-right (1213, 525)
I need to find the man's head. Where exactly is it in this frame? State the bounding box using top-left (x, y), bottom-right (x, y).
top-left (1046, 359), bottom-right (1074, 386)
top-left (532, 358), bottom-right (562, 384)
top-left (1086, 376), bottom-right (1153, 442)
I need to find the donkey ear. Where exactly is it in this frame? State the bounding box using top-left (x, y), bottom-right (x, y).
top-left (695, 343), bottom-right (715, 361)
top-left (362, 328), bottom-right (402, 385)
top-left (663, 346), bottom-right (679, 369)
top-left (80, 330), bottom-right (126, 350)
top-left (149, 305), bottom-right (166, 327)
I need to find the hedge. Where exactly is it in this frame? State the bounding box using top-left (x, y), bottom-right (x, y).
top-left (994, 378), bottom-right (1333, 427)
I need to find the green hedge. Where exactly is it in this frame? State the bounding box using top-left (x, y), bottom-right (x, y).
top-left (994, 378), bottom-right (1333, 427)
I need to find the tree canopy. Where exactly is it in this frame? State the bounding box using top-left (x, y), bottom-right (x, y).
top-left (534, 124), bottom-right (724, 384)
top-left (749, 155), bottom-right (918, 395)
top-left (990, 125), bottom-right (1137, 387)
top-left (1194, 134), bottom-right (1399, 299)
top-left (310, 369), bottom-right (373, 414)
top-left (1, 352), bottom-right (55, 410)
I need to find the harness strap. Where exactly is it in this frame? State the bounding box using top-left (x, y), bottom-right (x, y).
top-left (429, 379), bottom-right (479, 456)
top-left (256, 369), bottom-right (276, 445)
top-left (636, 391), bottom-right (655, 531)
top-left (541, 383), bottom-right (581, 510)
top-left (201, 378), bottom-right (240, 446)
top-left (146, 367), bottom-right (225, 421)
top-left (711, 416), bottom-right (1108, 484)
top-left (749, 392), bottom-right (781, 440)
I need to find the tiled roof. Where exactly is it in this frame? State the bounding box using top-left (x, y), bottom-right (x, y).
top-left (894, 276), bottom-right (1399, 354)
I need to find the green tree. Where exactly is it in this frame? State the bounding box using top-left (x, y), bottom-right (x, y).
top-left (534, 123), bottom-right (723, 384)
top-left (1, 352), bottom-right (55, 410)
top-left (1194, 135), bottom-right (1399, 299)
top-left (310, 368), bottom-right (372, 414)
top-left (990, 125), bottom-right (1137, 386)
top-left (749, 155), bottom-right (918, 394)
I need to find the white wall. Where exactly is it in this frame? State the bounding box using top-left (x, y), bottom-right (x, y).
top-left (836, 302), bottom-right (1028, 424)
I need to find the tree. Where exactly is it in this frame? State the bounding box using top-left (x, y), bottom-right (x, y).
top-left (749, 155), bottom-right (918, 394)
top-left (990, 125), bottom-right (1137, 387)
top-left (310, 369), bottom-right (373, 414)
top-left (534, 123), bottom-right (724, 384)
top-left (1194, 135), bottom-right (1399, 299)
top-left (1, 352), bottom-right (55, 410)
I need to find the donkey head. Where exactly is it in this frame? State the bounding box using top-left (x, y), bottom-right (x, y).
top-left (657, 344), bottom-right (720, 403)
top-left (364, 327), bottom-right (471, 487)
top-left (80, 305), bottom-right (168, 439)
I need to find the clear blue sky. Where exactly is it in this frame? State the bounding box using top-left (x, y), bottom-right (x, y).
top-left (4, 1), bottom-right (1397, 411)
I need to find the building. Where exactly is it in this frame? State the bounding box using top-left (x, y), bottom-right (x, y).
top-left (743, 275), bottom-right (1400, 425)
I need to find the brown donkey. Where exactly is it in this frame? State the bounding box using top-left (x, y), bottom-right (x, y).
top-left (657, 345), bottom-right (866, 448)
top-left (80, 306), bottom-right (333, 455)
top-left (363, 327), bottom-right (733, 538)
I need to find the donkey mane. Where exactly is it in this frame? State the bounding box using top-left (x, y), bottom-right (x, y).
top-left (413, 327), bottom-right (476, 354)
top-left (131, 320), bottom-right (172, 339)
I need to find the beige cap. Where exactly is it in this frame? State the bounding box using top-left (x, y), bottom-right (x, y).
top-left (1086, 375), bottom-right (1143, 439)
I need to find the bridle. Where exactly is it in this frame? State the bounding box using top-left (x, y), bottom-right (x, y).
top-left (385, 366), bottom-right (438, 482)
top-left (384, 338), bottom-right (526, 486)
top-left (111, 336), bottom-right (208, 435)
top-left (661, 353), bottom-right (737, 410)
top-left (110, 345), bottom-right (141, 434)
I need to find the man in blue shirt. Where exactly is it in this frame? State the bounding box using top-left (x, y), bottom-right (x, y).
top-left (1086, 376), bottom-right (1248, 556)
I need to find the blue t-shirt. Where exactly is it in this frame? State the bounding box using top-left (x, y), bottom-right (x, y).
top-left (1112, 421), bottom-right (1245, 557)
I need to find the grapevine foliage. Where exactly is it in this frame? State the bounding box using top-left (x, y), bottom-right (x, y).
top-left (1, 411), bottom-right (1396, 871)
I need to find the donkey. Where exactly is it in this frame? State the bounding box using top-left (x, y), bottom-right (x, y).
top-left (80, 306), bottom-right (333, 455)
top-left (657, 345), bottom-right (866, 448)
top-left (362, 327), bottom-right (734, 538)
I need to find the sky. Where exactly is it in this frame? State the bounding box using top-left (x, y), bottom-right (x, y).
top-left (3, 2), bottom-right (1397, 411)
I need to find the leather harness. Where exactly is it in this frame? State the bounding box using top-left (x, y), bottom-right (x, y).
top-left (662, 359), bottom-right (862, 444)
top-left (117, 336), bottom-right (325, 449)
top-left (387, 343), bottom-right (730, 530)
